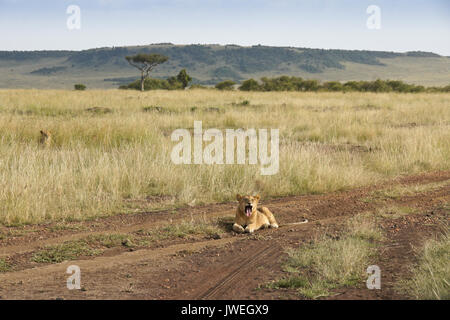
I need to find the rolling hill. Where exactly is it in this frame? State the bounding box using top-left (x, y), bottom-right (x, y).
top-left (0, 44), bottom-right (449, 89)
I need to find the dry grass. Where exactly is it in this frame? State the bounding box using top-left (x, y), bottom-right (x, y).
top-left (402, 230), bottom-right (450, 300)
top-left (269, 214), bottom-right (382, 298)
top-left (375, 205), bottom-right (417, 219)
top-left (346, 213), bottom-right (385, 242)
top-left (0, 89), bottom-right (449, 225)
top-left (135, 216), bottom-right (224, 242)
top-left (31, 240), bottom-right (103, 264)
top-left (370, 180), bottom-right (450, 200)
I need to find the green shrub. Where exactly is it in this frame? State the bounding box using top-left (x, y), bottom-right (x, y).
top-left (343, 81), bottom-right (362, 92)
top-left (322, 81), bottom-right (344, 92)
top-left (215, 80), bottom-right (236, 90)
top-left (121, 78), bottom-right (182, 91)
top-left (261, 76), bottom-right (302, 91)
top-left (239, 79), bottom-right (262, 91)
top-left (189, 84), bottom-right (209, 90)
top-left (74, 84), bottom-right (86, 91)
top-left (301, 79), bottom-right (320, 91)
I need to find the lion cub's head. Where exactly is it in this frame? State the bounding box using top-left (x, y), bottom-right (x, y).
top-left (236, 194), bottom-right (260, 217)
top-left (39, 130), bottom-right (52, 147)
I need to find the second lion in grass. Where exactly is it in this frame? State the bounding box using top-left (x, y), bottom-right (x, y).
top-left (39, 130), bottom-right (52, 147)
top-left (233, 194), bottom-right (279, 234)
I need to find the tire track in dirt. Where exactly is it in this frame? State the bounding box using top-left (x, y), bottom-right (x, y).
top-left (0, 171), bottom-right (448, 299)
top-left (1, 170), bottom-right (448, 258)
top-left (1, 172), bottom-right (448, 275)
top-left (0, 209), bottom-right (233, 258)
top-left (195, 243), bottom-right (281, 300)
top-left (0, 238), bottom-right (238, 296)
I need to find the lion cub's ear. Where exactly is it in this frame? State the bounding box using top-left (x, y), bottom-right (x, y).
top-left (236, 194), bottom-right (242, 201)
top-left (254, 195), bottom-right (260, 201)
top-left (40, 130), bottom-right (51, 137)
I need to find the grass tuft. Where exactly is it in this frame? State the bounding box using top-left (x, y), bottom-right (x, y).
top-left (375, 205), bottom-right (417, 219)
top-left (137, 220), bottom-right (223, 241)
top-left (0, 258), bottom-right (12, 272)
top-left (402, 231), bottom-right (450, 300)
top-left (270, 213), bottom-right (382, 298)
top-left (371, 180), bottom-right (449, 200)
top-left (31, 240), bottom-right (102, 264)
top-left (86, 233), bottom-right (134, 248)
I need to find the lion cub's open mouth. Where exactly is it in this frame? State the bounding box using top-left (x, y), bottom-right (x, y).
top-left (245, 204), bottom-right (253, 217)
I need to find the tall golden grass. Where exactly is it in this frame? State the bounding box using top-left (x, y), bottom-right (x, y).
top-left (0, 89), bottom-right (449, 225)
top-left (406, 231), bottom-right (449, 300)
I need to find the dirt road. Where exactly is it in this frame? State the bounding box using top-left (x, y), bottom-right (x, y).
top-left (0, 171), bottom-right (448, 300)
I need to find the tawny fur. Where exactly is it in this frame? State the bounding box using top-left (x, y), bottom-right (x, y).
top-left (233, 194), bottom-right (279, 234)
top-left (39, 130), bottom-right (52, 147)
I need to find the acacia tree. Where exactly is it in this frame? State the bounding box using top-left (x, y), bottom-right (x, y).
top-left (125, 53), bottom-right (168, 91)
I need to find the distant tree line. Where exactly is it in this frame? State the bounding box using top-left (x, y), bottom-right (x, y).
top-left (118, 52), bottom-right (448, 93)
top-left (237, 77), bottom-right (450, 93)
top-left (121, 75), bottom-right (449, 93)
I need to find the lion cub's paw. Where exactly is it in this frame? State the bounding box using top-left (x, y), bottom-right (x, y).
top-left (244, 226), bottom-right (255, 234)
top-left (232, 223), bottom-right (245, 233)
top-left (270, 223), bottom-right (279, 229)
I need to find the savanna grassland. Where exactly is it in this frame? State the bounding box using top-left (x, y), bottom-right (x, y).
top-left (0, 89), bottom-right (449, 226)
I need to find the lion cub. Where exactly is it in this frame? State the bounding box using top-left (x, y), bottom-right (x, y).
top-left (39, 130), bottom-right (52, 147)
top-left (233, 194), bottom-right (279, 234)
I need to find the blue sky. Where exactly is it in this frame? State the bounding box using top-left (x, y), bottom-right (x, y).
top-left (0, 0), bottom-right (449, 54)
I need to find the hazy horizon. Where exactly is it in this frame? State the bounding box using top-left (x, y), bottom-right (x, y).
top-left (0, 42), bottom-right (448, 56)
top-left (1, 0), bottom-right (449, 55)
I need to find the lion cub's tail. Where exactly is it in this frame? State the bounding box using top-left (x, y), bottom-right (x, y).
top-left (282, 219), bottom-right (309, 226)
